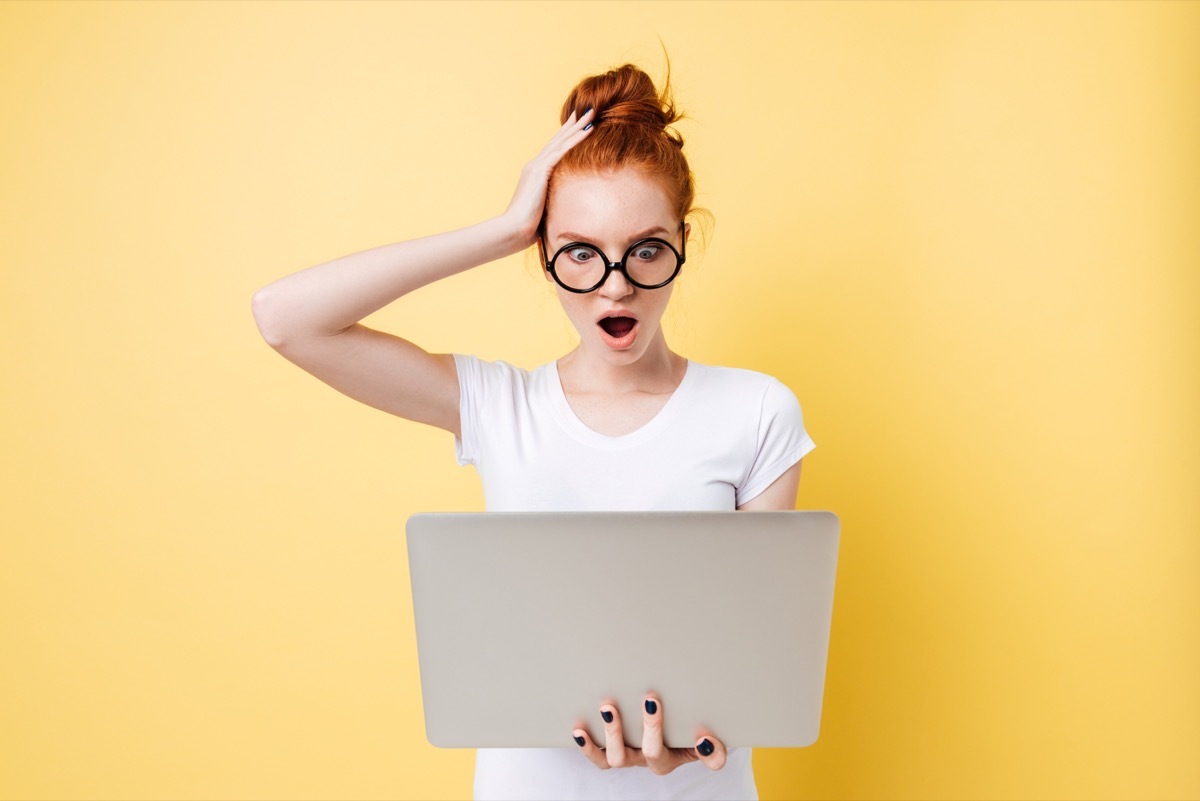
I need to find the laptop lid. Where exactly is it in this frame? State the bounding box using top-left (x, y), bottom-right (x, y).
top-left (406, 510), bottom-right (839, 749)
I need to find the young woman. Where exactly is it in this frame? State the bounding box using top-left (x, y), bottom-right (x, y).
top-left (252, 62), bottom-right (815, 801)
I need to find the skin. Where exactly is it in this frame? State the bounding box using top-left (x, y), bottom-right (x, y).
top-left (252, 107), bottom-right (801, 775)
top-left (544, 167), bottom-right (688, 437)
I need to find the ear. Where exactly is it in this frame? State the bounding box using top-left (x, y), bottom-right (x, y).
top-left (683, 221), bottom-right (691, 243)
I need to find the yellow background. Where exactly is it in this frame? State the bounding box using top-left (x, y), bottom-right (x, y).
top-left (1, 1), bottom-right (1196, 799)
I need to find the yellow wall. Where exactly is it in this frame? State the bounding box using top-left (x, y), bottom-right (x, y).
top-left (1, 2), bottom-right (1196, 799)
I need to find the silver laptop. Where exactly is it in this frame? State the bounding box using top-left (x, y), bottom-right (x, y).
top-left (406, 511), bottom-right (840, 749)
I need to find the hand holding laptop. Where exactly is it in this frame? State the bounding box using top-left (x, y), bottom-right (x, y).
top-left (571, 694), bottom-right (727, 774)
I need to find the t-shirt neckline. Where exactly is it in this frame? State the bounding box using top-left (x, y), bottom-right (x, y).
top-left (545, 358), bottom-right (697, 449)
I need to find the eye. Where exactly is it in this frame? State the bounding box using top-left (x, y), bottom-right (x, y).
top-left (567, 247), bottom-right (595, 262)
top-left (631, 243), bottom-right (662, 261)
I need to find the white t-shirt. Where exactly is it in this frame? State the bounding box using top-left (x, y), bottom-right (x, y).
top-left (453, 354), bottom-right (816, 801)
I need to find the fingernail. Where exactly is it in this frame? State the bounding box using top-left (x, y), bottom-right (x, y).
top-left (644, 699), bottom-right (658, 715)
top-left (574, 734), bottom-right (585, 747)
top-left (697, 738), bottom-right (714, 757)
top-left (601, 709), bottom-right (613, 724)
top-left (585, 107), bottom-right (593, 115)
top-left (583, 123), bottom-right (593, 131)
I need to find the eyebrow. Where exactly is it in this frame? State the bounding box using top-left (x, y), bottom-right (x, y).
top-left (554, 226), bottom-right (671, 245)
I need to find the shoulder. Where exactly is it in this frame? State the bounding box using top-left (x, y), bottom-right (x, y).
top-left (453, 354), bottom-right (534, 386)
top-left (688, 362), bottom-right (798, 404)
top-left (687, 362), bottom-right (806, 440)
top-left (453, 355), bottom-right (546, 410)
top-left (453, 353), bottom-right (530, 376)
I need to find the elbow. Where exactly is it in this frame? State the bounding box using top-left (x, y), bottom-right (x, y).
top-left (251, 285), bottom-right (290, 350)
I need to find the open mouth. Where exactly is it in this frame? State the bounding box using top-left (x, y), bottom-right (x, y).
top-left (598, 316), bottom-right (637, 338)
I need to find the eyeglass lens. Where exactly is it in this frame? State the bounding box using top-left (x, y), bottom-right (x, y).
top-left (551, 239), bottom-right (679, 291)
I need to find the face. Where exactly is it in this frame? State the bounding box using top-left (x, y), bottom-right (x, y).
top-left (543, 167), bottom-right (687, 367)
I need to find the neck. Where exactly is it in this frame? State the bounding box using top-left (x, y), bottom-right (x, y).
top-left (557, 329), bottom-right (684, 394)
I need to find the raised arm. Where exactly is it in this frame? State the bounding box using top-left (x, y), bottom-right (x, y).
top-left (251, 109), bottom-right (595, 436)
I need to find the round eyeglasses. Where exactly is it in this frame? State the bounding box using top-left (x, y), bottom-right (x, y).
top-left (540, 221), bottom-right (686, 293)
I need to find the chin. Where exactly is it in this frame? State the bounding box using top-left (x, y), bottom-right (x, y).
top-left (592, 338), bottom-right (654, 365)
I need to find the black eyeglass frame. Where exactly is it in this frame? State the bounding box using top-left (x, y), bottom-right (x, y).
top-left (539, 221), bottom-right (687, 294)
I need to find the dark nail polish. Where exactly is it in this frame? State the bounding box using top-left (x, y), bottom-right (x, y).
top-left (601, 709), bottom-right (613, 724)
top-left (645, 699), bottom-right (657, 715)
top-left (583, 123), bottom-right (593, 131)
top-left (697, 738), bottom-right (714, 757)
top-left (574, 735), bottom-right (585, 747)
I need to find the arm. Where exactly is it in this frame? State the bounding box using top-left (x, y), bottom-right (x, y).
top-left (250, 110), bottom-right (595, 436)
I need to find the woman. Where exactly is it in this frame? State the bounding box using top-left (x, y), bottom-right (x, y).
top-left (252, 62), bottom-right (814, 800)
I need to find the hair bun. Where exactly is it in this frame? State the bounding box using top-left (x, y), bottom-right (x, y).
top-left (560, 64), bottom-right (683, 147)
top-left (550, 60), bottom-right (698, 223)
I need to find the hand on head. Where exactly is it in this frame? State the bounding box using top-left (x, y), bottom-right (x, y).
top-left (501, 108), bottom-right (595, 249)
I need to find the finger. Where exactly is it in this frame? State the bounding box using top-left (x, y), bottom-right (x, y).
top-left (694, 732), bottom-right (728, 771)
top-left (600, 703), bottom-right (631, 768)
top-left (641, 694), bottom-right (685, 775)
top-left (572, 727), bottom-right (610, 770)
top-left (546, 107), bottom-right (592, 147)
top-left (565, 106), bottom-right (593, 130)
top-left (567, 107), bottom-right (595, 137)
top-left (542, 107), bottom-right (595, 157)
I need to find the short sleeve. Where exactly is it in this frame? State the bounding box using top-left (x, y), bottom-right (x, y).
top-left (453, 354), bottom-right (527, 468)
top-left (736, 377), bottom-right (816, 506)
top-left (453, 354), bottom-right (485, 466)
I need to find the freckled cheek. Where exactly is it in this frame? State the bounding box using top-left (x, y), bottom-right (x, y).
top-left (556, 297), bottom-right (592, 331)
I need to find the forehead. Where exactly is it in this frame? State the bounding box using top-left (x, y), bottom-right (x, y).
top-left (546, 167), bottom-right (675, 241)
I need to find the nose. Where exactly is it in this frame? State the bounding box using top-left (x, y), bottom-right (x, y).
top-left (598, 264), bottom-right (634, 300)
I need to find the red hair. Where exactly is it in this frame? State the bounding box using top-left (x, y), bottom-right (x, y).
top-left (549, 63), bottom-right (696, 223)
